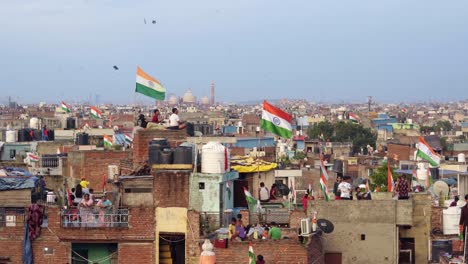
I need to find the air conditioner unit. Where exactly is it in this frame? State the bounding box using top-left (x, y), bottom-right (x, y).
top-left (6, 215), bottom-right (16, 227)
top-left (108, 165), bottom-right (119, 181)
top-left (300, 218), bottom-right (311, 236)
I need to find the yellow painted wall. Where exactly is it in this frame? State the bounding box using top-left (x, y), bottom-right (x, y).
top-left (155, 207), bottom-right (188, 264)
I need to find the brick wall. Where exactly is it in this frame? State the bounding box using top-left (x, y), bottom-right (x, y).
top-left (119, 243), bottom-right (154, 264)
top-left (119, 153), bottom-right (134, 175)
top-left (387, 143), bottom-right (416, 161)
top-left (67, 150), bottom-right (131, 188)
top-left (0, 206), bottom-right (154, 264)
top-left (186, 210), bottom-right (202, 263)
top-left (153, 170), bottom-right (190, 208)
top-left (431, 206), bottom-right (444, 233)
top-left (214, 240), bottom-right (308, 264)
top-left (133, 129), bottom-right (187, 168)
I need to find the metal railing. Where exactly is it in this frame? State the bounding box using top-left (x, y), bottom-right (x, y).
top-left (61, 207), bottom-right (129, 228)
top-left (0, 208), bottom-right (25, 227)
top-left (199, 211), bottom-right (233, 236)
top-left (250, 208), bottom-right (290, 226)
top-left (41, 156), bottom-right (59, 168)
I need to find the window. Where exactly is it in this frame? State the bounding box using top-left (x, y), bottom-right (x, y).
top-left (9, 149), bottom-right (16, 159)
top-left (199, 182), bottom-right (205, 190)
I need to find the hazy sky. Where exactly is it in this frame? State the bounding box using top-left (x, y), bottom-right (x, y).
top-left (1, 0), bottom-right (468, 104)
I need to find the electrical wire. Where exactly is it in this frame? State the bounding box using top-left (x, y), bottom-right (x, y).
top-left (159, 235), bottom-right (186, 243)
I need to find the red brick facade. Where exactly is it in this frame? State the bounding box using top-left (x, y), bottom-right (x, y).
top-left (153, 170), bottom-right (191, 208)
top-left (67, 150), bottom-right (131, 188)
top-left (214, 240), bottom-right (308, 264)
top-left (0, 206), bottom-right (154, 264)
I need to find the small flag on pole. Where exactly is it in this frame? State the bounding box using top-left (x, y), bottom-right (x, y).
top-left (243, 187), bottom-right (257, 206)
top-left (248, 241), bottom-right (256, 264)
top-left (27, 153), bottom-right (39, 162)
top-left (387, 161), bottom-right (394, 192)
top-left (90, 106), bottom-right (102, 119)
top-left (103, 135), bottom-right (113, 148)
top-left (319, 157), bottom-right (330, 201)
top-left (61, 101), bottom-right (71, 113)
top-left (426, 168), bottom-right (433, 188)
top-left (124, 133), bottom-right (133, 144)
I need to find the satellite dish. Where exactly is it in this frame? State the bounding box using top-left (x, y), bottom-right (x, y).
top-left (433, 181), bottom-right (449, 197)
top-left (317, 219), bottom-right (334, 234)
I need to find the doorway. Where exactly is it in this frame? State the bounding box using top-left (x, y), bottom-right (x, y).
top-left (71, 243), bottom-right (118, 264)
top-left (159, 233), bottom-right (185, 264)
top-left (233, 180), bottom-right (248, 208)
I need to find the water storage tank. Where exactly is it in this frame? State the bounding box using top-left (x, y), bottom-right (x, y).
top-left (202, 142), bottom-right (226, 174)
top-left (174, 146), bottom-right (192, 164)
top-left (443, 207), bottom-right (460, 235)
top-left (66, 117), bottom-right (76, 129)
top-left (48, 130), bottom-right (55, 141)
top-left (30, 117), bottom-right (40, 129)
top-left (6, 130), bottom-right (17, 143)
top-left (148, 138), bottom-right (169, 165)
top-left (459, 153), bottom-right (466, 163)
top-left (159, 149), bottom-right (173, 164)
top-left (18, 129), bottom-right (31, 142)
top-left (77, 133), bottom-right (90, 145)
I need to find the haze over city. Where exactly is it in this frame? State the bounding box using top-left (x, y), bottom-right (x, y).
top-left (1, 0), bottom-right (468, 104)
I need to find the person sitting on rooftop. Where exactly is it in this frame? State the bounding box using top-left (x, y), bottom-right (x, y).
top-left (268, 222), bottom-right (282, 240)
top-left (151, 109), bottom-right (161, 123)
top-left (80, 177), bottom-right (90, 189)
top-left (168, 108), bottom-right (186, 130)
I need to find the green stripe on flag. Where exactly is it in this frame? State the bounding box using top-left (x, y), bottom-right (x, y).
top-left (261, 119), bottom-right (292, 138)
top-left (135, 83), bottom-right (165, 100)
top-left (416, 149), bottom-right (439, 166)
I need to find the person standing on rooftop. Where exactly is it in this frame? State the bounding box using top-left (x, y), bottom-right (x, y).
top-left (259, 182), bottom-right (270, 203)
top-left (338, 176), bottom-right (352, 200)
top-left (269, 222), bottom-right (282, 240)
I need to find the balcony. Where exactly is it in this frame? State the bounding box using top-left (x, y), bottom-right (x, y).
top-left (61, 207), bottom-right (129, 228)
top-left (30, 156), bottom-right (66, 176)
top-left (0, 208), bottom-right (25, 227)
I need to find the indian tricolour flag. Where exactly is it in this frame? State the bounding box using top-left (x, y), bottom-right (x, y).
top-left (416, 136), bottom-right (441, 167)
top-left (90, 106), bottom-right (102, 119)
top-left (28, 153), bottom-right (39, 162)
top-left (318, 157), bottom-right (330, 201)
top-left (349, 113), bottom-right (360, 123)
top-left (261, 100), bottom-right (292, 139)
top-left (124, 133), bottom-right (133, 144)
top-left (135, 66), bottom-right (166, 100)
top-left (243, 187), bottom-right (257, 206)
top-left (103, 135), bottom-right (113, 148)
top-left (248, 241), bottom-right (256, 264)
top-left (61, 101), bottom-right (71, 113)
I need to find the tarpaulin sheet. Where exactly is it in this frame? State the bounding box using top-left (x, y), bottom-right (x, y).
top-left (0, 176), bottom-right (38, 191)
top-left (231, 163), bottom-right (277, 173)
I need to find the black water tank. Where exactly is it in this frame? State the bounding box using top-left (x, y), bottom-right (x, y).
top-left (77, 133), bottom-right (89, 145)
top-left (33, 129), bottom-right (42, 141)
top-left (174, 146), bottom-right (192, 164)
top-left (48, 130), bottom-right (55, 141)
top-left (149, 138), bottom-right (169, 164)
top-left (186, 122), bottom-right (195, 137)
top-left (66, 117), bottom-right (76, 129)
top-left (159, 149), bottom-right (173, 164)
top-left (18, 129), bottom-right (31, 142)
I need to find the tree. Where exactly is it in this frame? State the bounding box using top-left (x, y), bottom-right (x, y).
top-left (369, 161), bottom-right (397, 192)
top-left (332, 121), bottom-right (377, 154)
top-left (307, 121), bottom-right (334, 140)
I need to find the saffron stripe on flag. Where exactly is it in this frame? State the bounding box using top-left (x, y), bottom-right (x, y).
top-left (263, 100), bottom-right (292, 122)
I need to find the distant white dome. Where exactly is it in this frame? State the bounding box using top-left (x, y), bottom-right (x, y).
top-left (168, 94), bottom-right (178, 105)
top-left (183, 89), bottom-right (196, 103)
top-left (200, 96), bottom-right (210, 105)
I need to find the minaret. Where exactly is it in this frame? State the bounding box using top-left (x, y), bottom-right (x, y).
top-left (210, 81), bottom-right (215, 105)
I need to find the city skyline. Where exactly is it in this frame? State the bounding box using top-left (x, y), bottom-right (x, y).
top-left (1, 0), bottom-right (468, 104)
